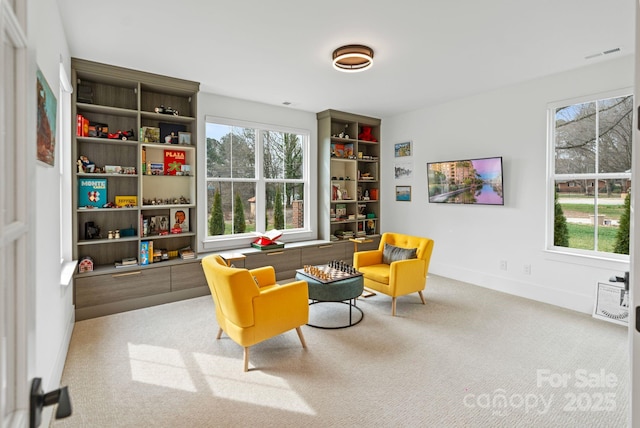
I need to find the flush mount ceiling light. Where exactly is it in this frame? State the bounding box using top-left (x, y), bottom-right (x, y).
top-left (332, 44), bottom-right (374, 72)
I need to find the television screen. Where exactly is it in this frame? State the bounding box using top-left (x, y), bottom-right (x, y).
top-left (427, 156), bottom-right (504, 205)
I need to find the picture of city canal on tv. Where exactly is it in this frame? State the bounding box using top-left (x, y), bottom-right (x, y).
top-left (427, 156), bottom-right (504, 205)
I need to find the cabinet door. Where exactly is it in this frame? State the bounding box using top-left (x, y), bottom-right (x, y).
top-left (75, 266), bottom-right (171, 308)
top-left (301, 243), bottom-right (347, 266)
top-left (171, 262), bottom-right (208, 291)
top-left (244, 249), bottom-right (301, 281)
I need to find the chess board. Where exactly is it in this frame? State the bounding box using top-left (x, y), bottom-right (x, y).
top-left (296, 261), bottom-right (362, 284)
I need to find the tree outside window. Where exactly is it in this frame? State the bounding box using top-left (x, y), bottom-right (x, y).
top-left (205, 120), bottom-right (307, 239)
top-left (551, 94), bottom-right (632, 255)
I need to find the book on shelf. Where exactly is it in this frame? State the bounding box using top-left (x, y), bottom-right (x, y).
top-left (251, 241), bottom-right (285, 251)
top-left (115, 195), bottom-right (137, 207)
top-left (252, 229), bottom-right (283, 246)
top-left (141, 126), bottom-right (160, 143)
top-left (115, 257), bottom-right (138, 268)
top-left (170, 208), bottom-right (189, 232)
top-left (164, 149), bottom-right (186, 176)
top-left (78, 178), bottom-right (107, 208)
top-left (343, 143), bottom-right (354, 158)
top-left (140, 241), bottom-right (153, 265)
top-left (149, 215), bottom-right (169, 235)
top-left (178, 246), bottom-right (196, 259)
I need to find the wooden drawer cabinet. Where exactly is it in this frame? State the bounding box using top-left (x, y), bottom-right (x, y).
top-left (244, 248), bottom-right (301, 280)
top-left (300, 242), bottom-right (347, 266)
top-left (75, 266), bottom-right (171, 308)
top-left (171, 262), bottom-right (208, 291)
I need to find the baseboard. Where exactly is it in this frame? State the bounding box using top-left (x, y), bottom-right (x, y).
top-left (429, 262), bottom-right (593, 315)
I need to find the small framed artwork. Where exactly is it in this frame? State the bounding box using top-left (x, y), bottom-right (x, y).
top-left (36, 68), bottom-right (57, 167)
top-left (394, 161), bottom-right (413, 179)
top-left (395, 186), bottom-right (411, 202)
top-left (394, 141), bottom-right (412, 158)
top-left (178, 131), bottom-right (191, 145)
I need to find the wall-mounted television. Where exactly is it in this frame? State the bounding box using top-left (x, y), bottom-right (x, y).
top-left (427, 156), bottom-right (504, 205)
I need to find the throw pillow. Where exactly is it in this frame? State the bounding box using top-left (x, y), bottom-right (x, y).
top-left (382, 243), bottom-right (418, 265)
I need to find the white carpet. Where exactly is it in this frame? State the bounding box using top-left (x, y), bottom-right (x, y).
top-left (52, 274), bottom-right (629, 427)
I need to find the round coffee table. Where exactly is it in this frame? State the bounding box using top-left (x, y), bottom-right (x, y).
top-left (295, 271), bottom-right (364, 329)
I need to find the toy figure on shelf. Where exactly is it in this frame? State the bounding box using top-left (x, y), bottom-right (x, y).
top-left (107, 129), bottom-right (135, 140)
top-left (78, 155), bottom-right (95, 173)
top-left (358, 126), bottom-right (377, 142)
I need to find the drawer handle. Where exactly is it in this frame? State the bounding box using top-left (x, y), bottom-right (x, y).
top-left (318, 245), bottom-right (333, 249)
top-left (112, 271), bottom-right (142, 278)
top-left (267, 251), bottom-right (285, 256)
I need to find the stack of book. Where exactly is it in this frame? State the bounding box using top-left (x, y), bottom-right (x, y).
top-left (251, 229), bottom-right (285, 250)
top-left (179, 246), bottom-right (196, 260)
top-left (115, 257), bottom-right (138, 268)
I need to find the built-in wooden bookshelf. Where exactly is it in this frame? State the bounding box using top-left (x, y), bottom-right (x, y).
top-left (317, 109), bottom-right (381, 242)
top-left (71, 58), bottom-right (205, 320)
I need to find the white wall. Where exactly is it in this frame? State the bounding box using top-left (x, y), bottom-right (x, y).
top-left (29, 0), bottom-right (75, 408)
top-left (381, 55), bottom-right (634, 313)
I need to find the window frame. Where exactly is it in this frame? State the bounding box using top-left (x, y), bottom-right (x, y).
top-left (546, 87), bottom-right (633, 262)
top-left (201, 115), bottom-right (313, 250)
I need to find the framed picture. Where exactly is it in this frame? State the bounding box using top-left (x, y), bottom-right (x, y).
top-left (178, 131), bottom-right (191, 145)
top-left (170, 208), bottom-right (189, 232)
top-left (36, 68), bottom-right (57, 166)
top-left (396, 186), bottom-right (411, 202)
top-left (593, 281), bottom-right (629, 326)
top-left (394, 141), bottom-right (412, 158)
top-left (394, 161), bottom-right (413, 179)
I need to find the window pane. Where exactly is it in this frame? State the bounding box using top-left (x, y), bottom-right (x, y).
top-left (598, 96), bottom-right (633, 173)
top-left (554, 179), bottom-right (630, 253)
top-left (555, 102), bottom-right (596, 174)
top-left (263, 131), bottom-right (304, 179)
top-left (207, 181), bottom-right (256, 236)
top-left (265, 182), bottom-right (304, 230)
top-left (206, 124), bottom-right (255, 179)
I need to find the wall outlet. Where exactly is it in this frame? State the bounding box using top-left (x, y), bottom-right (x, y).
top-left (500, 260), bottom-right (507, 271)
top-left (523, 264), bottom-right (531, 275)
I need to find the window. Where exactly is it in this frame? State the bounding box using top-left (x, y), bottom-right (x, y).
top-left (548, 91), bottom-right (633, 258)
top-left (204, 117), bottom-right (309, 245)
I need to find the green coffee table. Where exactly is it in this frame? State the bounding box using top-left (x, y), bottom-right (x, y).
top-left (295, 267), bottom-right (364, 329)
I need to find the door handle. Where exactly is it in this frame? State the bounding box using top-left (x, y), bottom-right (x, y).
top-left (30, 377), bottom-right (72, 427)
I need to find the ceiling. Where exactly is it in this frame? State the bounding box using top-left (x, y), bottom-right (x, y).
top-left (56, 0), bottom-right (635, 118)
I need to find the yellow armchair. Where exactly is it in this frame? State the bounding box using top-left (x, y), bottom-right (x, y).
top-left (201, 254), bottom-right (309, 371)
top-left (353, 233), bottom-right (434, 316)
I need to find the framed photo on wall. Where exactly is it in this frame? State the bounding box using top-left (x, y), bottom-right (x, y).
top-left (394, 141), bottom-right (412, 158)
top-left (36, 68), bottom-right (57, 166)
top-left (395, 186), bottom-right (411, 202)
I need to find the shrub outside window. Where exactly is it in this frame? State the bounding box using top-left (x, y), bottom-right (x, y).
top-left (549, 92), bottom-right (632, 257)
top-left (204, 118), bottom-right (308, 241)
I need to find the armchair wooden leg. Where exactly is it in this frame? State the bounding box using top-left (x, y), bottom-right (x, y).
top-left (295, 326), bottom-right (307, 348)
top-left (216, 328), bottom-right (223, 340)
top-left (392, 297), bottom-right (397, 316)
top-left (418, 290), bottom-right (426, 305)
top-left (243, 347), bottom-right (249, 372)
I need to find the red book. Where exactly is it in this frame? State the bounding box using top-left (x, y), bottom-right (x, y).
top-left (76, 114), bottom-right (84, 136)
top-left (163, 149), bottom-right (186, 175)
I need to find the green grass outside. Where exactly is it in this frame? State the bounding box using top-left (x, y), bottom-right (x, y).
top-left (566, 223), bottom-right (620, 252)
top-left (560, 204), bottom-right (624, 219)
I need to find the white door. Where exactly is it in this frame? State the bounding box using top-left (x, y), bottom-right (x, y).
top-left (631, 2), bottom-right (640, 426)
top-left (1, 0), bottom-right (32, 426)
